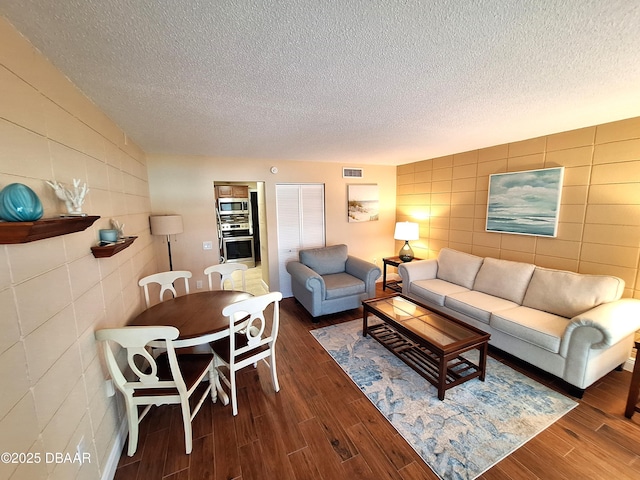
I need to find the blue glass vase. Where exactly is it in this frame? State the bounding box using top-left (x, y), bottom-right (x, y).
top-left (0, 183), bottom-right (44, 222)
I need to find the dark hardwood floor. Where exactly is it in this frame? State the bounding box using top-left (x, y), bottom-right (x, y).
top-left (114, 285), bottom-right (640, 480)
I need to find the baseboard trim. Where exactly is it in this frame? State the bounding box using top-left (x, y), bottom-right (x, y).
top-left (101, 418), bottom-right (128, 480)
top-left (624, 356), bottom-right (635, 372)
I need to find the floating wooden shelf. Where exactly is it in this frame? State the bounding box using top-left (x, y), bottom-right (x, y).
top-left (0, 215), bottom-right (100, 244)
top-left (91, 236), bottom-right (137, 258)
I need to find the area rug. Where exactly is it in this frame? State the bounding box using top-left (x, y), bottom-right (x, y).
top-left (311, 319), bottom-right (577, 480)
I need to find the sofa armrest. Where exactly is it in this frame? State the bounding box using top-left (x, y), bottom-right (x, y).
top-left (397, 259), bottom-right (438, 286)
top-left (561, 299), bottom-right (640, 354)
top-left (286, 261), bottom-right (325, 294)
top-left (345, 256), bottom-right (381, 282)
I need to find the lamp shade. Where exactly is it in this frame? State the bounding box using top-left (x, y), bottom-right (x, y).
top-left (394, 222), bottom-right (419, 241)
top-left (149, 215), bottom-right (183, 235)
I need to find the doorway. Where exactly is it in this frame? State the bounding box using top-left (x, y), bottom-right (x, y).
top-left (213, 181), bottom-right (268, 290)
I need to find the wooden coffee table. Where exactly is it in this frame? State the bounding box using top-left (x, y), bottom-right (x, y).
top-left (362, 294), bottom-right (490, 400)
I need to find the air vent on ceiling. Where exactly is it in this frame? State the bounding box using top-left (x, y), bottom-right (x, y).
top-left (343, 167), bottom-right (363, 178)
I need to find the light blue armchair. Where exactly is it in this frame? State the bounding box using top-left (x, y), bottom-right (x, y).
top-left (286, 244), bottom-right (381, 321)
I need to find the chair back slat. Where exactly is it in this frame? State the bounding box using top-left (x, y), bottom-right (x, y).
top-left (222, 292), bottom-right (282, 361)
top-left (138, 271), bottom-right (192, 307)
top-left (204, 263), bottom-right (247, 291)
top-left (95, 326), bottom-right (184, 391)
top-left (127, 347), bottom-right (159, 384)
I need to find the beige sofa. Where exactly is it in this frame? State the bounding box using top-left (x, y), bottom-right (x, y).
top-left (398, 248), bottom-right (640, 396)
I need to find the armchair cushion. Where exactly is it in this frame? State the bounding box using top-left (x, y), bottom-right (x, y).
top-left (299, 244), bottom-right (348, 275)
top-left (324, 273), bottom-right (366, 299)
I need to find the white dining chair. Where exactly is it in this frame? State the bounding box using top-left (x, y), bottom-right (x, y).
top-left (94, 326), bottom-right (215, 456)
top-left (209, 291), bottom-right (283, 416)
top-left (138, 270), bottom-right (192, 308)
top-left (204, 263), bottom-right (247, 291)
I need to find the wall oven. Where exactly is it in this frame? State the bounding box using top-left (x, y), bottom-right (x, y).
top-left (217, 198), bottom-right (249, 215)
top-left (222, 236), bottom-right (255, 267)
top-left (220, 222), bottom-right (255, 267)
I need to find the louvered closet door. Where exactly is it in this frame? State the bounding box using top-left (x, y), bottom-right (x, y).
top-left (276, 184), bottom-right (325, 297)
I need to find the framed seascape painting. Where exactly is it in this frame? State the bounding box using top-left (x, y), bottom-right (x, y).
top-left (486, 167), bottom-right (564, 237)
top-left (348, 184), bottom-right (379, 222)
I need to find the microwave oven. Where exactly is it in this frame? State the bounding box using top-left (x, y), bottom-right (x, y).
top-left (217, 198), bottom-right (249, 214)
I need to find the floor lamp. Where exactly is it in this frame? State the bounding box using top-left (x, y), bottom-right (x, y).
top-left (149, 215), bottom-right (183, 271)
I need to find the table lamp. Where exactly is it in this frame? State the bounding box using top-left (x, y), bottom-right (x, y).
top-left (394, 221), bottom-right (419, 262)
top-left (149, 215), bottom-right (183, 270)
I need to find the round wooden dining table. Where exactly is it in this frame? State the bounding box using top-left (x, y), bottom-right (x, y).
top-left (128, 290), bottom-right (253, 348)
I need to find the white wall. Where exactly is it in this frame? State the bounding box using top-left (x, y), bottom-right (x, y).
top-left (147, 154), bottom-right (397, 293)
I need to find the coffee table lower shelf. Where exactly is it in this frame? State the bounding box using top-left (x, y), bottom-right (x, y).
top-left (367, 322), bottom-right (484, 400)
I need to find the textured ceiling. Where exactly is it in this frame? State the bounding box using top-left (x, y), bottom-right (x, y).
top-left (2, 1), bottom-right (640, 165)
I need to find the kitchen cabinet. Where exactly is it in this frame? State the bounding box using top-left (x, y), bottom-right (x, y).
top-left (215, 185), bottom-right (249, 198)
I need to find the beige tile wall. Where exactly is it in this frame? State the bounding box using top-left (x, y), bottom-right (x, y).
top-left (0, 17), bottom-right (155, 480)
top-left (397, 117), bottom-right (640, 300)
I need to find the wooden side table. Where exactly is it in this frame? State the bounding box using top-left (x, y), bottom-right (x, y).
top-left (382, 256), bottom-right (422, 292)
top-left (625, 341), bottom-right (640, 418)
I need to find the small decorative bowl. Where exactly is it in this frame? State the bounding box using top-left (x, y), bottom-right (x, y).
top-left (99, 229), bottom-right (119, 242)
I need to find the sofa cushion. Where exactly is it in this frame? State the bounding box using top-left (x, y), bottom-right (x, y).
top-left (490, 306), bottom-right (568, 353)
top-left (324, 273), bottom-right (365, 299)
top-left (473, 257), bottom-right (535, 304)
top-left (299, 244), bottom-right (348, 276)
top-left (523, 267), bottom-right (625, 318)
top-left (445, 291), bottom-right (519, 324)
top-left (409, 278), bottom-right (469, 306)
top-left (436, 248), bottom-right (484, 289)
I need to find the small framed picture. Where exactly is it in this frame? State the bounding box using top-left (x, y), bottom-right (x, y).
top-left (348, 184), bottom-right (379, 222)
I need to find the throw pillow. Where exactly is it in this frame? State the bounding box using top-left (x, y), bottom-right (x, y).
top-left (473, 257), bottom-right (535, 304)
top-left (436, 248), bottom-right (484, 289)
top-left (523, 267), bottom-right (625, 318)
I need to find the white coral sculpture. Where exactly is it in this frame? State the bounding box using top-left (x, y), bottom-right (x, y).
top-left (46, 179), bottom-right (89, 215)
top-left (111, 219), bottom-right (125, 238)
